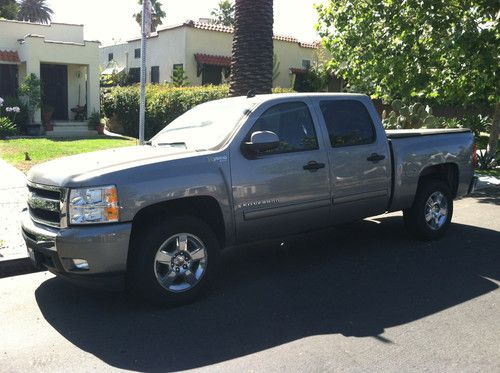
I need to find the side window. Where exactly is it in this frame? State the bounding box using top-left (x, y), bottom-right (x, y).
top-left (248, 102), bottom-right (318, 154)
top-left (320, 100), bottom-right (376, 147)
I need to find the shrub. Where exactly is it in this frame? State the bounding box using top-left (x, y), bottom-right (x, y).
top-left (101, 84), bottom-right (294, 139)
top-left (476, 149), bottom-right (499, 170)
top-left (19, 73), bottom-right (41, 124)
top-left (0, 117), bottom-right (18, 139)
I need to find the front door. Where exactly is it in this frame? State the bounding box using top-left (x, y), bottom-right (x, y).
top-left (41, 64), bottom-right (68, 120)
top-left (231, 100), bottom-right (331, 243)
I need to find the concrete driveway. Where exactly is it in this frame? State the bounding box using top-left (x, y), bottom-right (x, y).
top-left (0, 188), bottom-right (499, 372)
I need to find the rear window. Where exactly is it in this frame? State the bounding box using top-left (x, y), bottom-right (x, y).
top-left (319, 100), bottom-right (376, 147)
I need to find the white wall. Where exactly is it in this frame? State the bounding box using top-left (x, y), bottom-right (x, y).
top-left (100, 27), bottom-right (186, 84)
top-left (0, 19), bottom-right (84, 50)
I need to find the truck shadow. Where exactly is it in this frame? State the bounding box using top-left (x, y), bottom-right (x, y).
top-left (34, 216), bottom-right (500, 371)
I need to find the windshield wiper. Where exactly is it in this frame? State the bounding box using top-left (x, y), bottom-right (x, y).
top-left (155, 142), bottom-right (187, 149)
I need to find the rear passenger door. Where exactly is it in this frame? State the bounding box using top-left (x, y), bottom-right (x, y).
top-left (230, 100), bottom-right (331, 243)
top-left (315, 98), bottom-right (391, 223)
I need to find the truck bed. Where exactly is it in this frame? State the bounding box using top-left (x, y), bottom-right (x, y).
top-left (386, 128), bottom-right (471, 139)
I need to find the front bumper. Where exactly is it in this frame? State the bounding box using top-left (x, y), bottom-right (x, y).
top-left (21, 211), bottom-right (132, 290)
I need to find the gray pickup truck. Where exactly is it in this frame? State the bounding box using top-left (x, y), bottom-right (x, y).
top-left (22, 93), bottom-right (477, 305)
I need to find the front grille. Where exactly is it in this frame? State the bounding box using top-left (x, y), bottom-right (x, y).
top-left (27, 182), bottom-right (65, 227)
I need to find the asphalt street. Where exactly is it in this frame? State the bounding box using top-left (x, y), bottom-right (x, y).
top-left (0, 188), bottom-right (499, 372)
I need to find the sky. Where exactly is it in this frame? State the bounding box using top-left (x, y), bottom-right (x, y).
top-left (46, 0), bottom-right (325, 46)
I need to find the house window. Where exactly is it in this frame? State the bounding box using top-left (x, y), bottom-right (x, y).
top-left (302, 60), bottom-right (311, 69)
top-left (0, 64), bottom-right (18, 98)
top-left (128, 67), bottom-right (140, 83)
top-left (173, 63), bottom-right (183, 71)
top-left (202, 66), bottom-right (222, 85)
top-left (134, 48), bottom-right (141, 59)
top-left (108, 53), bottom-right (113, 61)
top-left (151, 66), bottom-right (160, 84)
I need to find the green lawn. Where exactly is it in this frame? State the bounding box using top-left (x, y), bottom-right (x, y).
top-left (0, 136), bottom-right (136, 173)
top-left (475, 168), bottom-right (500, 178)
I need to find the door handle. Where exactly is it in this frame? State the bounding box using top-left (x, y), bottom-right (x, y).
top-left (303, 161), bottom-right (325, 172)
top-left (367, 153), bottom-right (386, 162)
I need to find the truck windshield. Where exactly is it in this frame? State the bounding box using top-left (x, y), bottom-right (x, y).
top-left (151, 99), bottom-right (253, 150)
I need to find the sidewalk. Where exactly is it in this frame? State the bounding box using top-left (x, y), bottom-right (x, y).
top-left (0, 158), bottom-right (28, 258)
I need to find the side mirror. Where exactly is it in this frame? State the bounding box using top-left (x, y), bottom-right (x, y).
top-left (244, 131), bottom-right (280, 153)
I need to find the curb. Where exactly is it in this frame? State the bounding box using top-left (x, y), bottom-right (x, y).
top-left (0, 257), bottom-right (41, 279)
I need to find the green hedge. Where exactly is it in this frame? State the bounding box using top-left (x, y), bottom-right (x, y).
top-left (101, 84), bottom-right (293, 139)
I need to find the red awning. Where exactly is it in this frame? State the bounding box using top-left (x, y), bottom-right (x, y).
top-left (0, 50), bottom-right (20, 63)
top-left (195, 53), bottom-right (231, 67)
top-left (290, 67), bottom-right (307, 74)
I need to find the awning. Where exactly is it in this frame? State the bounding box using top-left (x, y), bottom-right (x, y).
top-left (0, 50), bottom-right (20, 63)
top-left (102, 61), bottom-right (125, 75)
top-left (194, 53), bottom-right (231, 67)
top-left (195, 53), bottom-right (231, 78)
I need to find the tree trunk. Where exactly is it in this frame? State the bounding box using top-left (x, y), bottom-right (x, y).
top-left (229, 0), bottom-right (274, 97)
top-left (487, 102), bottom-right (500, 154)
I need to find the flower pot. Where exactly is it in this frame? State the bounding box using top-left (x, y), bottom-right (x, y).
top-left (96, 124), bottom-right (105, 135)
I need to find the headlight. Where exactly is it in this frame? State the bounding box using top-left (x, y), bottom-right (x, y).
top-left (69, 185), bottom-right (119, 224)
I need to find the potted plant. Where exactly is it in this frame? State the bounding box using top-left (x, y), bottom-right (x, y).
top-left (88, 110), bottom-right (104, 134)
top-left (42, 104), bottom-right (54, 131)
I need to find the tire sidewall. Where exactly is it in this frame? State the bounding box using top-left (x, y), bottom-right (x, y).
top-left (129, 216), bottom-right (220, 306)
top-left (405, 180), bottom-right (453, 240)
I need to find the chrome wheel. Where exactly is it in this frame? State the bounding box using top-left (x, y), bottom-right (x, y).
top-left (424, 191), bottom-right (448, 230)
top-left (153, 233), bottom-right (207, 293)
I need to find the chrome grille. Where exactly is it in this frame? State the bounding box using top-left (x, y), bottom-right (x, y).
top-left (27, 182), bottom-right (66, 228)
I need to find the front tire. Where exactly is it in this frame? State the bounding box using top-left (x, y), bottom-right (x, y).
top-left (128, 216), bottom-right (220, 306)
top-left (403, 179), bottom-right (453, 241)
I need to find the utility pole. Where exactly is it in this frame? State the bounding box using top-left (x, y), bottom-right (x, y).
top-left (139, 0), bottom-right (151, 144)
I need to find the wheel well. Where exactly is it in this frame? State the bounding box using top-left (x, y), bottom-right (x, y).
top-left (130, 196), bottom-right (225, 247)
top-left (418, 163), bottom-right (459, 197)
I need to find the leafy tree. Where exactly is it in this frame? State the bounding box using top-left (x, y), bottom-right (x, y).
top-left (229, 0), bottom-right (274, 96)
top-left (0, 0), bottom-right (19, 20)
top-left (170, 66), bottom-right (190, 87)
top-left (134, 0), bottom-right (166, 33)
top-left (17, 0), bottom-right (53, 24)
top-left (316, 0), bottom-right (499, 153)
top-left (211, 0), bottom-right (235, 27)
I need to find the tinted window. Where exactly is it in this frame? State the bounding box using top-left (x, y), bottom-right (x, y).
top-left (320, 100), bottom-right (375, 147)
top-left (249, 102), bottom-right (318, 154)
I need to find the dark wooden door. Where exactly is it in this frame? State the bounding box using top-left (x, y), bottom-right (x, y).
top-left (41, 64), bottom-right (68, 120)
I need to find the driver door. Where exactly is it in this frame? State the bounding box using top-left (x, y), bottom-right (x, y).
top-left (230, 100), bottom-right (331, 243)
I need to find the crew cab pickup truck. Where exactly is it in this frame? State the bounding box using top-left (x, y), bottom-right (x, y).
top-left (22, 93), bottom-right (477, 305)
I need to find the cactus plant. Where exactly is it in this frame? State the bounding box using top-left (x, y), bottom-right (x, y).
top-left (382, 100), bottom-right (436, 129)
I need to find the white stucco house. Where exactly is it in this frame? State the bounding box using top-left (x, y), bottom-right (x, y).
top-left (100, 20), bottom-right (328, 90)
top-left (0, 19), bottom-right (100, 124)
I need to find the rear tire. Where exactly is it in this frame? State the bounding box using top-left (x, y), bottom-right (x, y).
top-left (128, 216), bottom-right (220, 306)
top-left (403, 179), bottom-right (453, 241)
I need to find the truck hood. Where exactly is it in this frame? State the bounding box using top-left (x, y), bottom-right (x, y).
top-left (27, 145), bottom-right (202, 187)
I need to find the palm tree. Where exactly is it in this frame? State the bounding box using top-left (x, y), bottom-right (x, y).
top-left (17, 0), bottom-right (53, 24)
top-left (134, 0), bottom-right (166, 33)
top-left (229, 0), bottom-right (274, 96)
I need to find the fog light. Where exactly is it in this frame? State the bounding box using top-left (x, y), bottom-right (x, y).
top-left (71, 259), bottom-right (89, 271)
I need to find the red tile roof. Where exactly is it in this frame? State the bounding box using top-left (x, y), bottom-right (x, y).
top-left (0, 50), bottom-right (20, 63)
top-left (290, 67), bottom-right (307, 74)
top-left (195, 53), bottom-right (231, 67)
top-left (183, 20), bottom-right (318, 48)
